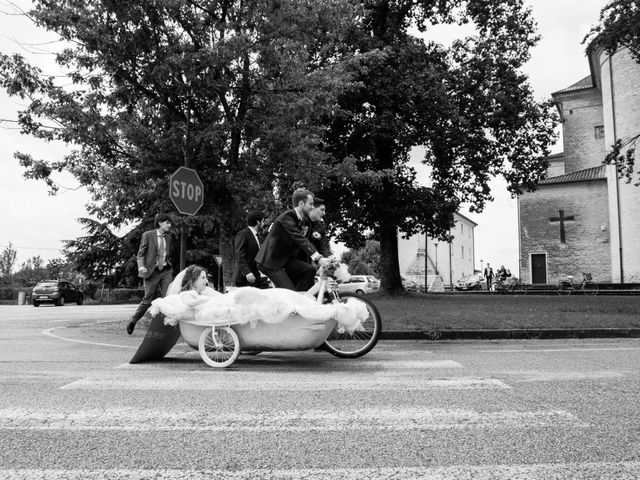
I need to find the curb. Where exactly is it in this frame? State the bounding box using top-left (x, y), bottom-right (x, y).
top-left (380, 328), bottom-right (640, 341)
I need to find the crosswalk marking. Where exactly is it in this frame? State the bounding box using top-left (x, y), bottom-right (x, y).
top-left (60, 375), bottom-right (510, 391)
top-left (3, 463), bottom-right (640, 480)
top-left (0, 406), bottom-right (583, 431)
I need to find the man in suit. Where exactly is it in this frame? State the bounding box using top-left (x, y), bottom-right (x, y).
top-left (298, 196), bottom-right (332, 263)
top-left (255, 189), bottom-right (328, 291)
top-left (126, 213), bottom-right (173, 334)
top-left (484, 263), bottom-right (494, 290)
top-left (232, 210), bottom-right (268, 288)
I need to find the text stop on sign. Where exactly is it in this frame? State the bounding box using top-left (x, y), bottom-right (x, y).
top-left (171, 180), bottom-right (203, 202)
top-left (169, 166), bottom-right (204, 215)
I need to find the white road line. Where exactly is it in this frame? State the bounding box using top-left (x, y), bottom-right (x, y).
top-left (60, 375), bottom-right (510, 391)
top-left (0, 407), bottom-right (584, 431)
top-left (41, 328), bottom-right (136, 350)
top-left (3, 463), bottom-right (640, 479)
top-left (357, 360), bottom-right (463, 369)
top-left (501, 371), bottom-right (628, 382)
top-left (480, 347), bottom-right (640, 353)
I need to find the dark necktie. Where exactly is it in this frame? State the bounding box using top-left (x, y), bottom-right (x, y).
top-left (158, 234), bottom-right (166, 270)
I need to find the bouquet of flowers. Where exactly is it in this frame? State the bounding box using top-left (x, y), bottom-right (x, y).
top-left (318, 257), bottom-right (350, 283)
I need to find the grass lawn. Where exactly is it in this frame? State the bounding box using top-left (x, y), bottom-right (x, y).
top-left (88, 292), bottom-right (640, 335)
top-left (371, 293), bottom-right (640, 331)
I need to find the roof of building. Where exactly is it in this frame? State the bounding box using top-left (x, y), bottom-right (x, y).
top-left (539, 164), bottom-right (607, 185)
top-left (454, 211), bottom-right (478, 227)
top-left (551, 75), bottom-right (594, 96)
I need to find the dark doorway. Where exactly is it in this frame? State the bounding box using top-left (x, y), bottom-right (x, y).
top-left (531, 254), bottom-right (547, 284)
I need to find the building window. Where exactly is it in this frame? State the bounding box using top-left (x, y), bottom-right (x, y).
top-left (461, 246), bottom-right (464, 259)
top-left (595, 125), bottom-right (605, 139)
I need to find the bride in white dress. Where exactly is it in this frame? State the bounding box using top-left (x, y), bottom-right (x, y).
top-left (148, 264), bottom-right (367, 334)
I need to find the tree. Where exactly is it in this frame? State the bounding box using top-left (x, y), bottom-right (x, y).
top-left (13, 255), bottom-right (47, 286)
top-left (0, 242), bottom-right (18, 280)
top-left (585, 0), bottom-right (640, 63)
top-left (322, 0), bottom-right (557, 294)
top-left (340, 240), bottom-right (381, 276)
top-left (0, 0), bottom-right (357, 283)
top-left (585, 0), bottom-right (640, 184)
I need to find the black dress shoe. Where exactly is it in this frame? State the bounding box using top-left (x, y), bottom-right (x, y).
top-left (126, 320), bottom-right (136, 335)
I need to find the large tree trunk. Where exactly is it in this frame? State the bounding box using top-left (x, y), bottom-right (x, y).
top-left (379, 213), bottom-right (404, 294)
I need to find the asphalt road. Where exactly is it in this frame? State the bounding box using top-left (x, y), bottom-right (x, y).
top-left (1, 304), bottom-right (640, 479)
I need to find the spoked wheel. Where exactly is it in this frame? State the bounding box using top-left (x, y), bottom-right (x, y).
top-left (198, 326), bottom-right (240, 368)
top-left (582, 281), bottom-right (599, 296)
top-left (323, 293), bottom-right (381, 358)
top-left (556, 281), bottom-right (572, 295)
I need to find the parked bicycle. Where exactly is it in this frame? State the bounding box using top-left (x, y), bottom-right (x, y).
top-left (489, 277), bottom-right (527, 295)
top-left (556, 272), bottom-right (598, 295)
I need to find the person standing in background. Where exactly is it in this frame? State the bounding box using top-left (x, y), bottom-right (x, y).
top-left (232, 210), bottom-right (268, 288)
top-left (484, 263), bottom-right (494, 291)
top-left (127, 213), bottom-right (173, 334)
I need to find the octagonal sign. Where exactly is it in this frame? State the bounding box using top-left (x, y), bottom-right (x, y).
top-left (169, 166), bottom-right (204, 215)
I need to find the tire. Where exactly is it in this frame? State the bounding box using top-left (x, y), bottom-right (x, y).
top-left (489, 282), bottom-right (501, 294)
top-left (556, 281), bottom-right (572, 295)
top-left (55, 296), bottom-right (65, 306)
top-left (323, 292), bottom-right (381, 358)
top-left (582, 281), bottom-right (599, 296)
top-left (512, 283), bottom-right (527, 295)
top-left (198, 326), bottom-right (240, 368)
top-left (77, 296), bottom-right (84, 305)
top-left (355, 289), bottom-right (365, 295)
top-left (32, 301), bottom-right (39, 307)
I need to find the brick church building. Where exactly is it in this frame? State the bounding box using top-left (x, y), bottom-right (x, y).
top-left (518, 46), bottom-right (640, 284)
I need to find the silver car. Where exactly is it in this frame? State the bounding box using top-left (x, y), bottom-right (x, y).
top-left (337, 275), bottom-right (380, 295)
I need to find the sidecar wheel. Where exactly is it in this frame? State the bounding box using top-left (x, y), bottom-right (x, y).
top-left (198, 327), bottom-right (240, 368)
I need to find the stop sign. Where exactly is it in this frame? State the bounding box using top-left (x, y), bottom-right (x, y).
top-left (169, 166), bottom-right (204, 215)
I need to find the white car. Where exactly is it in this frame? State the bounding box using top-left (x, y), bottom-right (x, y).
top-left (337, 275), bottom-right (380, 295)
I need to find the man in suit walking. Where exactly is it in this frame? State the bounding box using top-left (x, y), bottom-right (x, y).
top-left (127, 213), bottom-right (173, 334)
top-left (232, 210), bottom-right (268, 288)
top-left (256, 189), bottom-right (327, 291)
top-left (484, 263), bottom-right (494, 291)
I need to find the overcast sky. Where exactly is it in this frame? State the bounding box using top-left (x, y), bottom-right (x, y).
top-left (0, 0), bottom-right (609, 272)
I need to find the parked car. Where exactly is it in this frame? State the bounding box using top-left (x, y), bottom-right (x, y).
top-left (454, 274), bottom-right (485, 291)
top-left (337, 275), bottom-right (380, 295)
top-left (32, 280), bottom-right (84, 307)
top-left (401, 277), bottom-right (421, 292)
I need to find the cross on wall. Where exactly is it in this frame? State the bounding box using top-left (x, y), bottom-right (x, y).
top-left (549, 210), bottom-right (575, 243)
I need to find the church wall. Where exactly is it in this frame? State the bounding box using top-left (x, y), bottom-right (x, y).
top-left (519, 181), bottom-right (611, 284)
top-left (600, 48), bottom-right (640, 282)
top-left (557, 89), bottom-right (605, 174)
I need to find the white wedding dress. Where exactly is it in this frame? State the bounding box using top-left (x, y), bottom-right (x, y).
top-left (147, 268), bottom-right (367, 334)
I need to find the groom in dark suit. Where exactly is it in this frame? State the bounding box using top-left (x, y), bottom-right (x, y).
top-left (232, 210), bottom-right (268, 288)
top-left (126, 213), bottom-right (174, 334)
top-left (256, 189), bottom-right (326, 291)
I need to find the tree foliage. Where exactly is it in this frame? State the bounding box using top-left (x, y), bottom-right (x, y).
top-left (322, 0), bottom-right (557, 293)
top-left (585, 0), bottom-right (640, 63)
top-left (0, 0), bottom-right (358, 281)
top-left (340, 240), bottom-right (380, 276)
top-left (0, 243), bottom-right (18, 280)
top-left (1, 0), bottom-right (558, 292)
